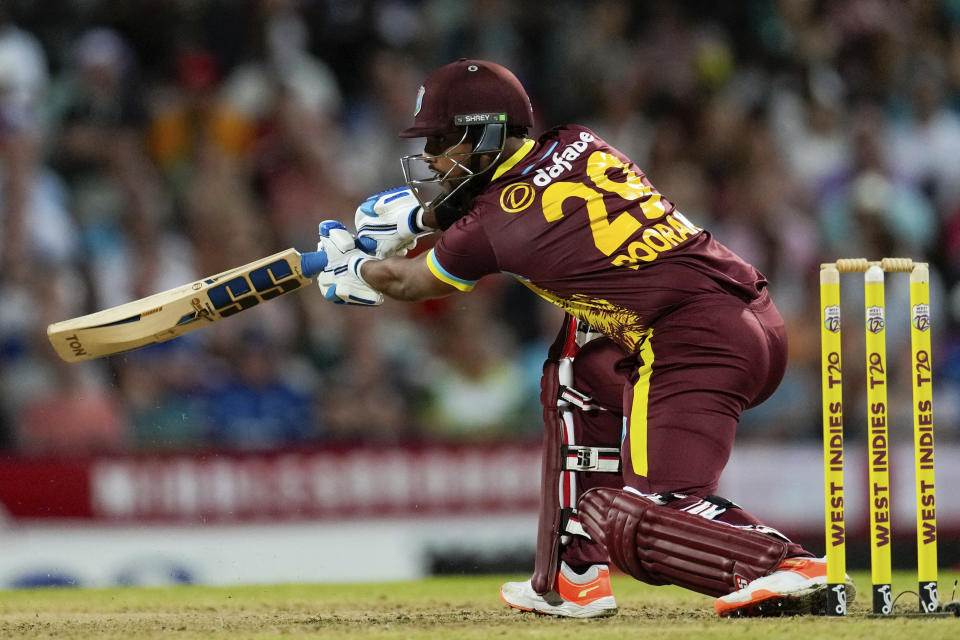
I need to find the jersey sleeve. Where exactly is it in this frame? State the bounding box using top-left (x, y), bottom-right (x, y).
top-left (427, 213), bottom-right (499, 292)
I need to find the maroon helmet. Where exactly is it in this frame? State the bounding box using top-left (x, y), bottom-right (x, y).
top-left (400, 58), bottom-right (534, 138)
top-left (399, 59), bottom-right (534, 222)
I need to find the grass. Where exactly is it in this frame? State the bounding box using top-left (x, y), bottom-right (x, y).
top-left (0, 570), bottom-right (957, 639)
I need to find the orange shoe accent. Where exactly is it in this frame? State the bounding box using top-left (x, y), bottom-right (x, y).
top-left (500, 564), bottom-right (618, 618)
top-left (714, 556), bottom-right (841, 617)
top-left (555, 566), bottom-right (613, 605)
top-left (774, 557), bottom-right (827, 580)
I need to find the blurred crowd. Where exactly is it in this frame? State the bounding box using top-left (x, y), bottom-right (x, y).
top-left (0, 0), bottom-right (958, 455)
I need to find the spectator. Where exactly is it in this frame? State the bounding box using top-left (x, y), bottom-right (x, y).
top-left (50, 27), bottom-right (189, 311)
top-left (202, 329), bottom-right (315, 450)
top-left (818, 103), bottom-right (936, 261)
top-left (147, 46), bottom-right (256, 205)
top-left (887, 53), bottom-right (960, 217)
top-left (416, 291), bottom-right (530, 441)
top-left (0, 2), bottom-right (956, 455)
top-left (17, 358), bottom-right (127, 454)
top-left (0, 14), bottom-right (81, 447)
top-left (117, 340), bottom-right (208, 450)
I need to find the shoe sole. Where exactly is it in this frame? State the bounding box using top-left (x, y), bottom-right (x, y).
top-left (499, 586), bottom-right (618, 618)
top-left (718, 579), bottom-right (858, 618)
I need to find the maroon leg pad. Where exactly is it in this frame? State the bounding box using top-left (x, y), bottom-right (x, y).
top-left (531, 359), bottom-right (563, 595)
top-left (531, 315), bottom-right (576, 595)
top-left (578, 487), bottom-right (789, 597)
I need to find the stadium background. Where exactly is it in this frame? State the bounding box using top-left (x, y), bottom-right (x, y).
top-left (0, 0), bottom-right (958, 587)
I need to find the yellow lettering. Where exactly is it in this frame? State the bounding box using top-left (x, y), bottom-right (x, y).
top-left (542, 164), bottom-right (701, 265)
top-left (586, 151), bottom-right (647, 200)
top-left (641, 227), bottom-right (672, 251)
top-left (543, 181), bottom-right (642, 256)
top-left (653, 223), bottom-right (680, 246)
top-left (541, 181), bottom-right (590, 222)
top-left (628, 239), bottom-right (660, 263)
top-left (639, 193), bottom-right (666, 220)
top-left (587, 151), bottom-right (665, 220)
top-left (667, 213), bottom-right (692, 240)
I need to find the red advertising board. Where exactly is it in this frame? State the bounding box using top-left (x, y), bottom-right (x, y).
top-left (0, 443), bottom-right (542, 522)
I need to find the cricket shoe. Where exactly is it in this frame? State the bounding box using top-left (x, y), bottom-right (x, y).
top-left (500, 562), bottom-right (617, 618)
top-left (714, 556), bottom-right (856, 617)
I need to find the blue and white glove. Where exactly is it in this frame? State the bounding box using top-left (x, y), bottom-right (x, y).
top-left (316, 220), bottom-right (383, 306)
top-left (355, 186), bottom-right (434, 259)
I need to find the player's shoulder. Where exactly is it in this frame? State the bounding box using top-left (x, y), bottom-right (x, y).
top-left (536, 123), bottom-right (604, 145)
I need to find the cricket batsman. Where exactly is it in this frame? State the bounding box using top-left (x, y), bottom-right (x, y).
top-left (314, 58), bottom-right (854, 617)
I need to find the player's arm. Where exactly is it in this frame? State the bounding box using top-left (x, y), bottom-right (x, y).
top-left (360, 253), bottom-right (458, 302)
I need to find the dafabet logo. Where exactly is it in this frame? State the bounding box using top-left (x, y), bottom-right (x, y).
top-left (500, 182), bottom-right (535, 213)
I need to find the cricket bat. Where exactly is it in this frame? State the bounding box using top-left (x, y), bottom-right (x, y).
top-left (47, 248), bottom-right (329, 362)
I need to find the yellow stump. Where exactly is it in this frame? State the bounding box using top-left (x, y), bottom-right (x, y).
top-left (820, 265), bottom-right (846, 615)
top-left (910, 264), bottom-right (938, 612)
top-left (864, 265), bottom-right (892, 614)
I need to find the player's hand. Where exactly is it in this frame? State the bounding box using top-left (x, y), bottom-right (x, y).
top-left (316, 220), bottom-right (383, 306)
top-left (355, 186), bottom-right (433, 259)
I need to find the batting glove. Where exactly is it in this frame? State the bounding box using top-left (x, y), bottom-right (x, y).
top-left (316, 220), bottom-right (383, 306)
top-left (355, 186), bottom-right (433, 259)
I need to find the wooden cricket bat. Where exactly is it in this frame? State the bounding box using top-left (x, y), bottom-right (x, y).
top-left (47, 248), bottom-right (328, 362)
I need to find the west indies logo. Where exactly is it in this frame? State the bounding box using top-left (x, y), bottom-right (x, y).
top-left (414, 86), bottom-right (425, 116)
top-left (912, 303), bottom-right (930, 331)
top-left (823, 305), bottom-right (840, 333)
top-left (866, 306), bottom-right (885, 334)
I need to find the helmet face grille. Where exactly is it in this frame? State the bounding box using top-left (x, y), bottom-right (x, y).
top-left (400, 124), bottom-right (506, 211)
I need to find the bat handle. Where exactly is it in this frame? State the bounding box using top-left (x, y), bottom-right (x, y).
top-left (300, 251), bottom-right (328, 278)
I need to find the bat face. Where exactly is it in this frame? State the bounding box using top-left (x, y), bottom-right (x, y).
top-left (48, 249), bottom-right (325, 362)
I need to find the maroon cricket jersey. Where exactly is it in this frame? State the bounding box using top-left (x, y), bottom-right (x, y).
top-left (428, 125), bottom-right (767, 352)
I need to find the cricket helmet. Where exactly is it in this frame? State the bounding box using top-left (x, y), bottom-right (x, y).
top-left (399, 59), bottom-right (533, 222)
top-left (399, 58), bottom-right (533, 138)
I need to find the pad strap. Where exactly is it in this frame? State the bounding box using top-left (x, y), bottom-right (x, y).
top-left (562, 445), bottom-right (621, 472)
top-left (578, 487), bottom-right (789, 597)
top-left (561, 508), bottom-right (589, 538)
top-left (558, 385), bottom-right (605, 411)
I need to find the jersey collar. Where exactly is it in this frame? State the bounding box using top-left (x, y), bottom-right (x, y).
top-left (491, 138), bottom-right (536, 182)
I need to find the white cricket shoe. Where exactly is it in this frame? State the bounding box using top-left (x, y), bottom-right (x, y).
top-left (500, 562), bottom-right (618, 618)
top-left (714, 556), bottom-right (856, 617)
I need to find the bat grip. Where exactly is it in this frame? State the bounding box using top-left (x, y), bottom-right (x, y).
top-left (356, 236), bottom-right (377, 253)
top-left (300, 251), bottom-right (328, 278)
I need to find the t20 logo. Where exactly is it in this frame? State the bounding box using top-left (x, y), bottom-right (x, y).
top-left (913, 303), bottom-right (930, 331)
top-left (207, 259), bottom-right (302, 317)
top-left (866, 306), bottom-right (885, 334)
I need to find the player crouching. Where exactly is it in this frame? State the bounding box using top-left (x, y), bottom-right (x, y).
top-left (314, 58), bottom-right (857, 619)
